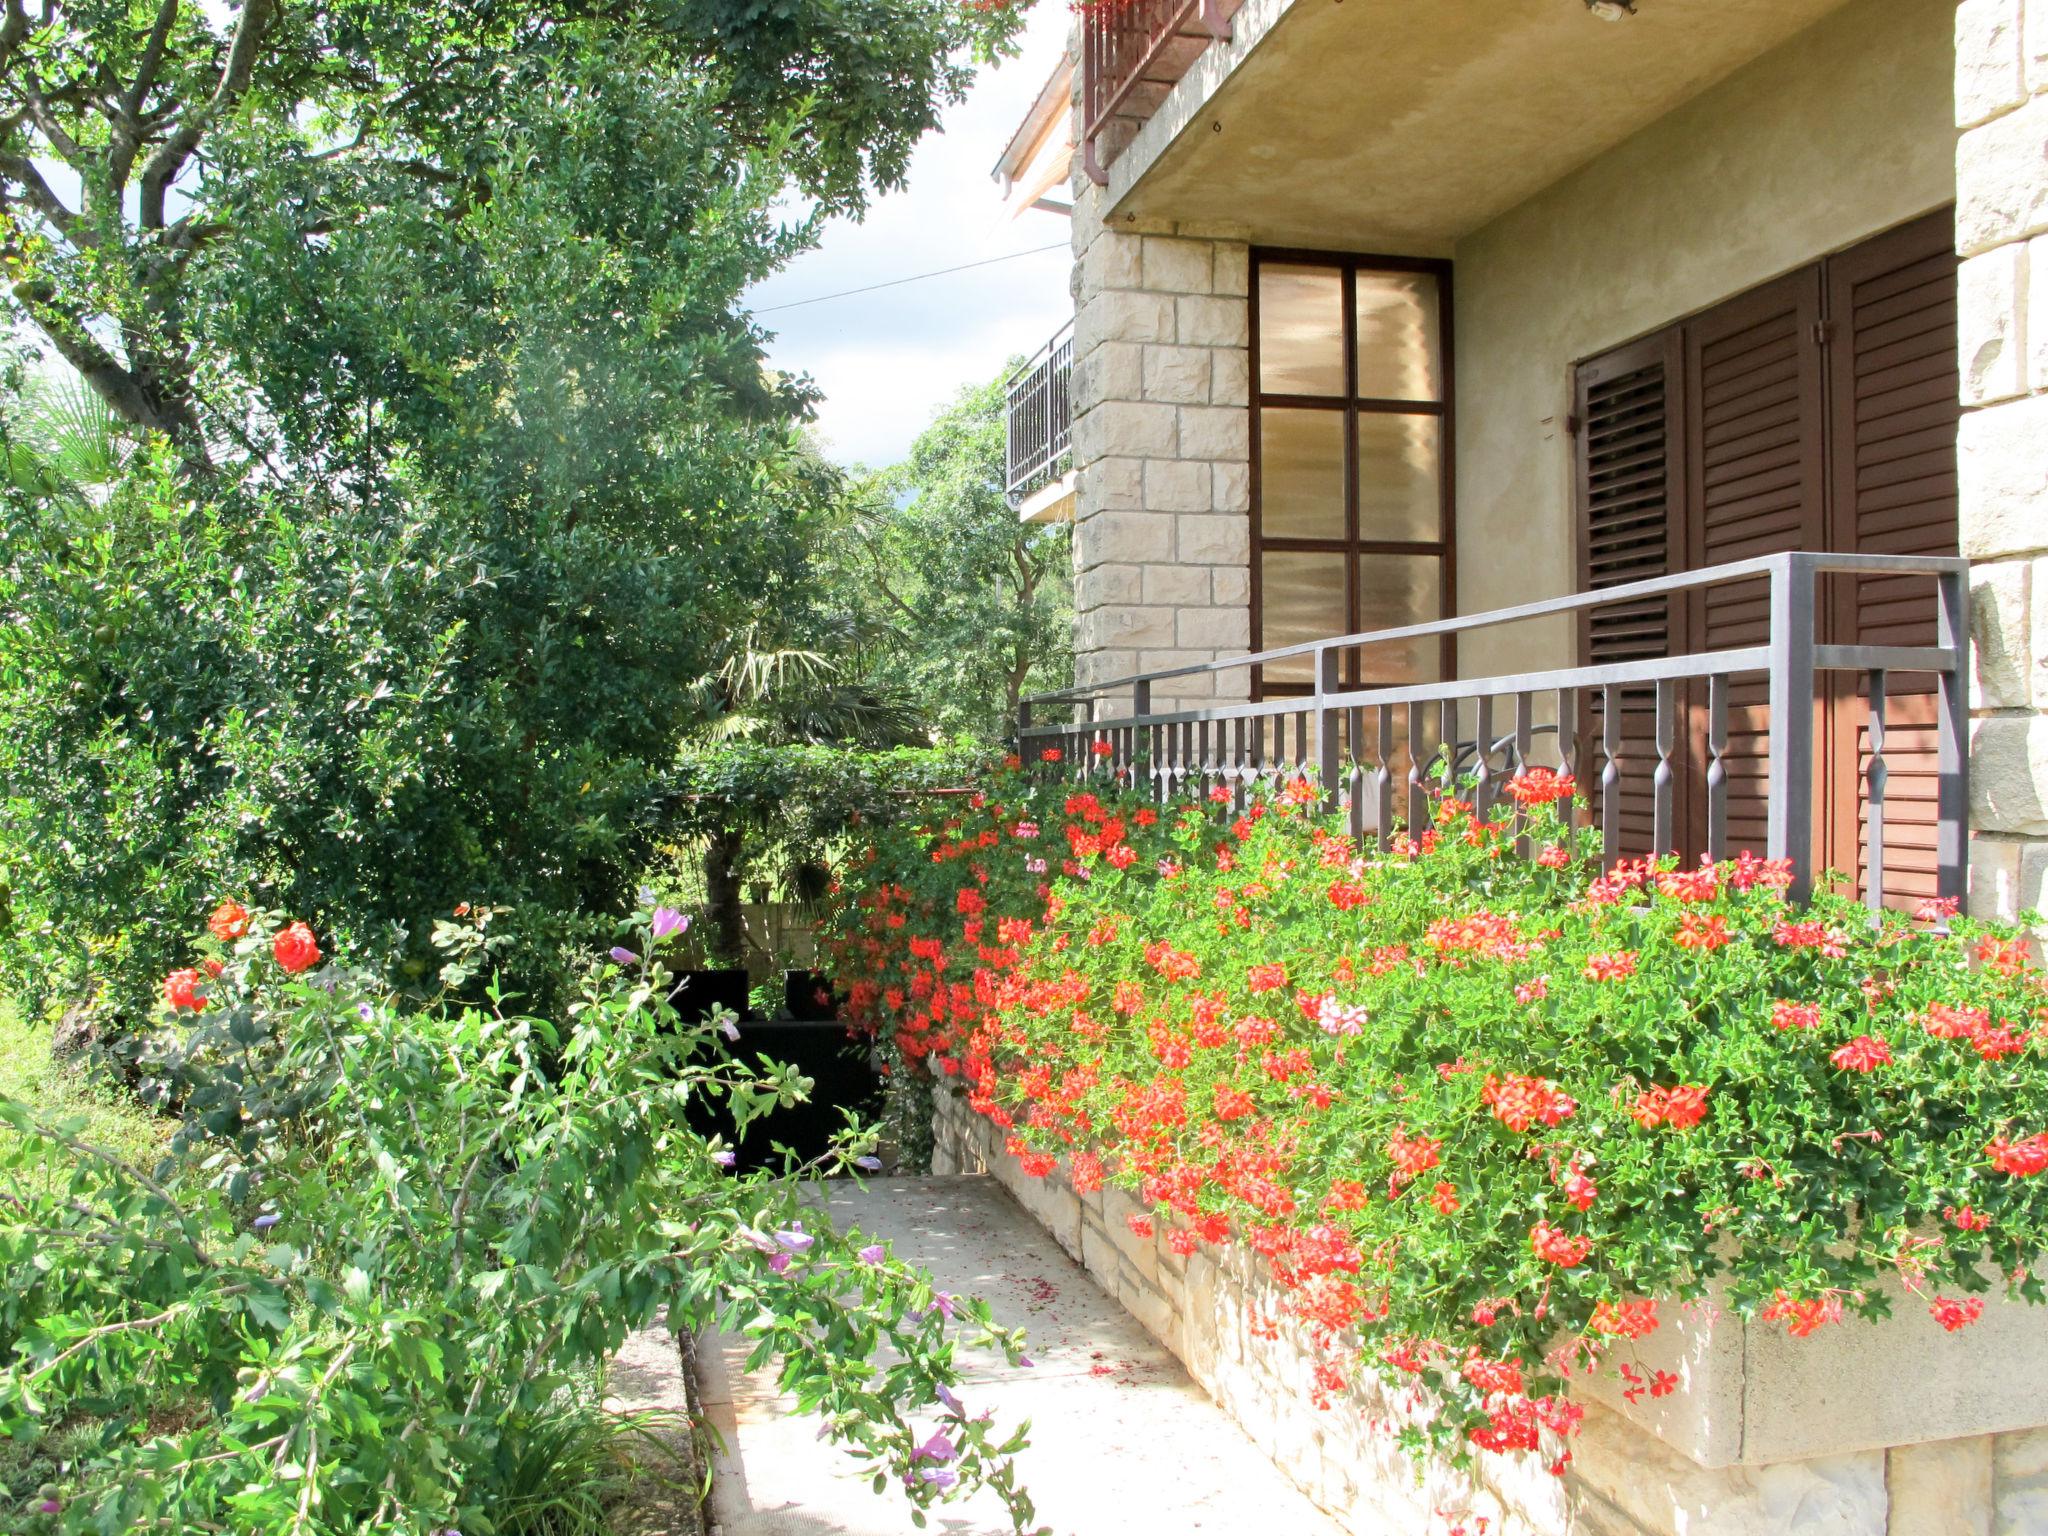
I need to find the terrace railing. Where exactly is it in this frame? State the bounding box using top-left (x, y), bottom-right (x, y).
top-left (1080, 0), bottom-right (1234, 184)
top-left (1018, 552), bottom-right (1969, 907)
top-left (1005, 320), bottom-right (1074, 505)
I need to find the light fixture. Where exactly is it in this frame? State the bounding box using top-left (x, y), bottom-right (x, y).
top-left (1585, 0), bottom-right (1636, 18)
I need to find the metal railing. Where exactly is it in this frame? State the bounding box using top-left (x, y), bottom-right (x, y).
top-left (1080, 0), bottom-right (1232, 184)
top-left (1004, 320), bottom-right (1074, 504)
top-left (1018, 552), bottom-right (1969, 906)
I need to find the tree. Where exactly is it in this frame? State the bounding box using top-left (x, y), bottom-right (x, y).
top-left (0, 1), bottom-right (1027, 1029)
top-left (832, 370), bottom-right (1072, 742)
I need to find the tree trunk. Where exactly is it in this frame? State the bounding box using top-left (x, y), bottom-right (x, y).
top-left (703, 827), bottom-right (747, 968)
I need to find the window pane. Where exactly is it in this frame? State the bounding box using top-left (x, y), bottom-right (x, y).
top-left (1354, 270), bottom-right (1442, 401)
top-left (1351, 554), bottom-right (1442, 683)
top-left (1356, 414), bottom-right (1442, 543)
top-left (1260, 408), bottom-right (1346, 540)
top-left (1259, 550), bottom-right (1347, 683)
top-left (1258, 264), bottom-right (1345, 396)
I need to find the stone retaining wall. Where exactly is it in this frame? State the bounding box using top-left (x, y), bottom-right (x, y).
top-left (931, 1085), bottom-right (2048, 1535)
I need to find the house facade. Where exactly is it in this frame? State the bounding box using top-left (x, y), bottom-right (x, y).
top-left (980, 4), bottom-right (2048, 1531)
top-left (1000, 0), bottom-right (2048, 925)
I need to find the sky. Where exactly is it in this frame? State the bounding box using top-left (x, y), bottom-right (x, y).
top-left (744, 6), bottom-right (1075, 473)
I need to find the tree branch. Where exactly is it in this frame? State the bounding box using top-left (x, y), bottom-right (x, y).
top-left (0, 152), bottom-right (85, 242)
top-left (139, 0), bottom-right (276, 230)
top-left (110, 0), bottom-right (183, 189)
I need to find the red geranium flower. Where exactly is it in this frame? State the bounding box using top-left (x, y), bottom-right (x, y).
top-left (1830, 1034), bottom-right (1891, 1073)
top-left (1530, 1220), bottom-right (1591, 1267)
top-left (1987, 1131), bottom-right (2048, 1177)
top-left (1929, 1296), bottom-right (1984, 1333)
top-left (162, 968), bottom-right (205, 1012)
top-left (273, 921), bottom-right (321, 975)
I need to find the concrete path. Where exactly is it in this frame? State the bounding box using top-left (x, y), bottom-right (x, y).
top-left (699, 1175), bottom-right (1347, 1536)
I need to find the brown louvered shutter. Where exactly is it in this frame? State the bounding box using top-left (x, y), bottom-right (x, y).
top-left (1822, 209), bottom-right (1959, 907)
top-left (1682, 267), bottom-right (1827, 863)
top-left (1574, 331), bottom-right (1683, 858)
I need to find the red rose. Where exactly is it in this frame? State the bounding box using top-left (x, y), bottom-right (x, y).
top-left (273, 921), bottom-right (322, 975)
top-left (162, 968), bottom-right (205, 1011)
top-left (208, 899), bottom-right (251, 941)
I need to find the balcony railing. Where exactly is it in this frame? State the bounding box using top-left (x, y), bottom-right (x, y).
top-left (1080, 0), bottom-right (1235, 184)
top-left (1004, 321), bottom-right (1074, 505)
top-left (1018, 552), bottom-right (1969, 907)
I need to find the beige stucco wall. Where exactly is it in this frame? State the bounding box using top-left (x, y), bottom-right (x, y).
top-left (1449, 0), bottom-right (1957, 679)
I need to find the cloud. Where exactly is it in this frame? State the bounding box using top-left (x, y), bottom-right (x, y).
top-left (747, 7), bottom-right (1074, 470)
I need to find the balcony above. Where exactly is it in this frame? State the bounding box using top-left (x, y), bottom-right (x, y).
top-left (1005, 320), bottom-right (1075, 523)
top-left (1095, 0), bottom-right (1867, 250)
top-left (1080, 0), bottom-right (1244, 186)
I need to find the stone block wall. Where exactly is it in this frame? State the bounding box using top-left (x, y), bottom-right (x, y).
top-left (1956, 0), bottom-right (2048, 921)
top-left (1066, 163), bottom-right (1255, 716)
top-left (933, 1086), bottom-right (2048, 1536)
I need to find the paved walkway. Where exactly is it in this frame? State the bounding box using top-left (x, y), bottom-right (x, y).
top-left (698, 1175), bottom-right (1346, 1536)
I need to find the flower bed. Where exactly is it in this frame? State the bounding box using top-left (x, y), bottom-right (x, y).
top-left (822, 756), bottom-right (2048, 1476)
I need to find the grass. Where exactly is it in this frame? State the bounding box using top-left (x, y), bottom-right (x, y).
top-left (0, 995), bottom-right (169, 1167)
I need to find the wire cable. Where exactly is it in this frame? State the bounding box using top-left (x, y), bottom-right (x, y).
top-left (752, 242), bottom-right (1068, 314)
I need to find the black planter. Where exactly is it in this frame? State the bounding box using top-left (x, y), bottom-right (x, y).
top-left (668, 966), bottom-right (751, 1026)
top-left (782, 969), bottom-right (841, 1023)
top-left (691, 1018), bottom-right (882, 1171)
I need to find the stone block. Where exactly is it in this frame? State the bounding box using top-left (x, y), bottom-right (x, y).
top-left (2031, 237), bottom-right (2048, 419)
top-left (1073, 508), bottom-right (1173, 568)
top-left (1178, 605), bottom-right (1250, 651)
top-left (1970, 714), bottom-right (2048, 835)
top-left (1077, 603), bottom-right (1177, 652)
top-left (1141, 235), bottom-right (1214, 294)
top-left (1971, 834), bottom-right (2028, 921)
top-left (1143, 456), bottom-right (1212, 512)
top-left (1213, 565), bottom-right (1251, 607)
top-left (1214, 666), bottom-right (1252, 701)
top-left (1073, 398), bottom-right (1177, 463)
top-left (1887, 1435), bottom-right (1994, 1536)
top-left (1957, 94), bottom-right (2048, 256)
top-left (1959, 394), bottom-right (2048, 558)
top-left (1142, 343), bottom-right (1212, 404)
top-left (1211, 243), bottom-right (1250, 298)
top-left (1141, 563), bottom-right (1212, 606)
top-left (1995, 1427), bottom-right (2048, 1536)
top-left (2031, 0), bottom-right (2048, 95)
top-left (1176, 293), bottom-right (1249, 348)
top-left (1078, 455), bottom-right (1144, 516)
top-left (1072, 340), bottom-right (1143, 414)
top-left (1080, 287), bottom-right (1176, 345)
top-left (1178, 512), bottom-right (1251, 566)
top-left (1078, 230), bottom-right (1143, 292)
top-left (1171, 220), bottom-right (1252, 243)
top-left (1074, 562), bottom-right (1143, 614)
top-left (1972, 559), bottom-right (2034, 708)
top-left (1960, 245), bottom-right (2029, 406)
top-left (1214, 458), bottom-right (1252, 511)
top-left (1179, 404), bottom-right (1251, 462)
top-left (1211, 349), bottom-right (1251, 407)
top-left (1957, 0), bottom-right (2027, 128)
top-left (2035, 553), bottom-right (2048, 708)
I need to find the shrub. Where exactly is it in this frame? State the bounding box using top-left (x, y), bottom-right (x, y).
top-left (823, 757), bottom-right (2048, 1468)
top-left (0, 907), bottom-right (1039, 1533)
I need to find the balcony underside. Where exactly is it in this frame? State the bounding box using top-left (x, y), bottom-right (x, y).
top-left (1108, 0), bottom-right (1862, 251)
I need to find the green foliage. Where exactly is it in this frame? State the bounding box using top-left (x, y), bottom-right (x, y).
top-left (0, 997), bottom-right (167, 1179)
top-left (825, 760), bottom-right (2048, 1462)
top-left (0, 2), bottom-right (1030, 1030)
top-left (0, 910), bottom-right (1040, 1533)
top-left (823, 372), bottom-right (1073, 740)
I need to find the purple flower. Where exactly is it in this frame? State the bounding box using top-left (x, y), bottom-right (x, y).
top-left (857, 1243), bottom-right (886, 1264)
top-left (773, 1225), bottom-right (813, 1254)
top-left (36, 1499), bottom-right (60, 1515)
top-left (357, 1001), bottom-right (375, 1022)
top-left (913, 1429), bottom-right (957, 1464)
top-left (610, 946), bottom-right (640, 966)
top-left (720, 1017), bottom-right (741, 1041)
top-left (712, 1150), bottom-right (737, 1169)
top-left (651, 907), bottom-right (689, 941)
top-left (253, 1213), bottom-right (280, 1232)
top-left (933, 1292), bottom-right (957, 1320)
top-left (854, 1155), bottom-right (883, 1171)
top-left (741, 1230), bottom-right (779, 1256)
top-left (935, 1382), bottom-right (963, 1414)
top-left (768, 1253), bottom-right (792, 1275)
top-left (1017, 1355), bottom-right (1034, 1369)
top-left (918, 1467), bottom-right (958, 1489)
